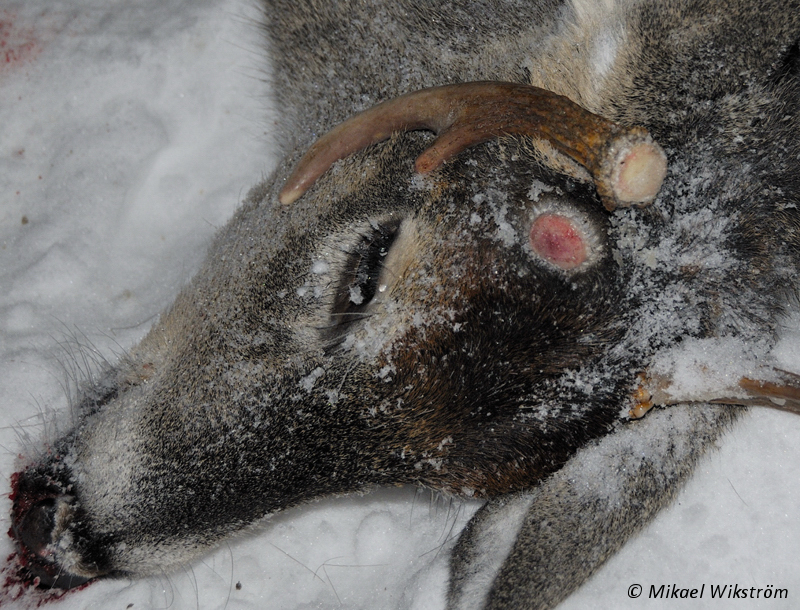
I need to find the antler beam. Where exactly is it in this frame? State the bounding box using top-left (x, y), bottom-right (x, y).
top-left (279, 81), bottom-right (668, 211)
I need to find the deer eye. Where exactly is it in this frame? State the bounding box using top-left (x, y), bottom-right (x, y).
top-left (330, 218), bottom-right (401, 325)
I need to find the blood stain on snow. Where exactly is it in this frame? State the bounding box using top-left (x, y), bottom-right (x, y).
top-left (0, 11), bottom-right (41, 72)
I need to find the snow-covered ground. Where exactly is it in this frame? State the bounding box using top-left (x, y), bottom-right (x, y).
top-left (0, 1), bottom-right (798, 609)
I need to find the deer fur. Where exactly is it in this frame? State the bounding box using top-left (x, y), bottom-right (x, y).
top-left (7, 0), bottom-right (800, 608)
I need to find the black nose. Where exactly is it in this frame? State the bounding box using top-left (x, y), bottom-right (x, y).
top-left (11, 478), bottom-right (92, 590)
top-left (16, 497), bottom-right (56, 558)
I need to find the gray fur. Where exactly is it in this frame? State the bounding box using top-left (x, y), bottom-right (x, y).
top-left (449, 406), bottom-right (738, 610)
top-left (7, 0), bottom-right (800, 608)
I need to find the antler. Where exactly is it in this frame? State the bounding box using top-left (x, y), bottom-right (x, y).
top-left (632, 368), bottom-right (800, 418)
top-left (279, 81), bottom-right (667, 211)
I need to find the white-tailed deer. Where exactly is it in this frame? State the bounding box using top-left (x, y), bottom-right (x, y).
top-left (7, 1), bottom-right (800, 608)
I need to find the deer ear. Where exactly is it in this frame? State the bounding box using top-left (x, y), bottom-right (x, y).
top-left (280, 82), bottom-right (667, 212)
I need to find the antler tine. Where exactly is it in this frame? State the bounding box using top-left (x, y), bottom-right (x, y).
top-left (279, 81), bottom-right (668, 211)
top-left (278, 87), bottom-right (453, 205)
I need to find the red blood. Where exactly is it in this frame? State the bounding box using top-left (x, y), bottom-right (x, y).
top-left (0, 11), bottom-right (40, 72)
top-left (529, 214), bottom-right (587, 270)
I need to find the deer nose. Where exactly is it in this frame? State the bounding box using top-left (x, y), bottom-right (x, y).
top-left (12, 483), bottom-right (92, 589)
top-left (16, 497), bottom-right (56, 557)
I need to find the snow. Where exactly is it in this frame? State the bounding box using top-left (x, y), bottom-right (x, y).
top-left (0, 1), bottom-right (799, 609)
top-left (649, 336), bottom-right (774, 404)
